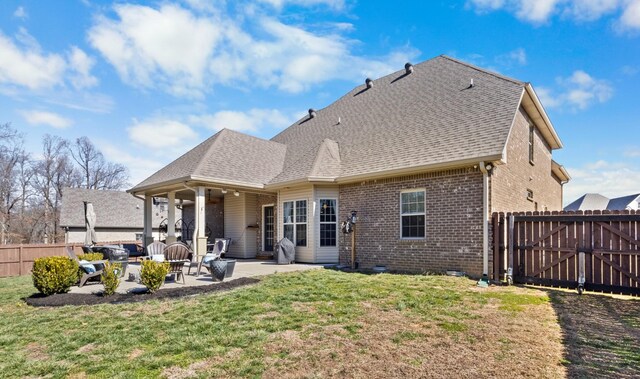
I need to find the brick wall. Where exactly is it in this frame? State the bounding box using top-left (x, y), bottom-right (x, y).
top-left (255, 194), bottom-right (277, 253)
top-left (338, 168), bottom-right (486, 276)
top-left (491, 107), bottom-right (563, 212)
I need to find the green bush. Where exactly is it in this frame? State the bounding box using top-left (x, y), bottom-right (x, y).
top-left (32, 256), bottom-right (79, 295)
top-left (77, 253), bottom-right (104, 261)
top-left (101, 262), bottom-right (121, 296)
top-left (140, 260), bottom-right (169, 293)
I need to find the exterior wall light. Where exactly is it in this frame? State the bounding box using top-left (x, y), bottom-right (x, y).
top-left (350, 210), bottom-right (358, 224)
top-left (234, 191), bottom-right (240, 197)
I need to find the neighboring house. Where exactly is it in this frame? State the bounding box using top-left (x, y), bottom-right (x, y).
top-left (129, 55), bottom-right (570, 277)
top-left (59, 188), bottom-right (180, 244)
top-left (564, 193), bottom-right (640, 211)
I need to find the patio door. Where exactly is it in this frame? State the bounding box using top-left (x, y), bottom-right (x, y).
top-left (263, 205), bottom-right (275, 251)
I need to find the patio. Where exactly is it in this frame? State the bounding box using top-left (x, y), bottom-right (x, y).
top-left (69, 259), bottom-right (323, 294)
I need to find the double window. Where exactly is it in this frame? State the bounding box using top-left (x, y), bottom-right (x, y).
top-left (400, 189), bottom-right (425, 239)
top-left (283, 200), bottom-right (307, 246)
top-left (319, 199), bottom-right (337, 246)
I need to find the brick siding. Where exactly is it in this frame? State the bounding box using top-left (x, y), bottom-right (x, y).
top-left (491, 107), bottom-right (563, 212)
top-left (338, 168), bottom-right (486, 276)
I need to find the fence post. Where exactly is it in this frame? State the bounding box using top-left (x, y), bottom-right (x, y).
top-left (507, 214), bottom-right (514, 285)
top-left (19, 245), bottom-right (23, 276)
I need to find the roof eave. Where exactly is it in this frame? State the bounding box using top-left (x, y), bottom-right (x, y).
top-left (523, 84), bottom-right (563, 149)
top-left (551, 160), bottom-right (571, 182)
top-left (129, 175), bottom-right (267, 195)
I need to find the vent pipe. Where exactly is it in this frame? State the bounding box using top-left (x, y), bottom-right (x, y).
top-left (405, 62), bottom-right (414, 74)
top-left (308, 108), bottom-right (316, 118)
top-left (365, 78), bottom-right (373, 88)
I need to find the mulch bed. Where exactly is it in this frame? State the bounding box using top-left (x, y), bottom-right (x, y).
top-left (24, 277), bottom-right (260, 307)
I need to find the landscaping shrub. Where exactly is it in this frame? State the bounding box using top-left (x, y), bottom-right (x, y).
top-left (32, 256), bottom-right (79, 295)
top-left (77, 253), bottom-right (104, 261)
top-left (101, 262), bottom-right (121, 296)
top-left (140, 260), bottom-right (169, 293)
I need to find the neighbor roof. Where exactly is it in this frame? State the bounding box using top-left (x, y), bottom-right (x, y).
top-left (564, 193), bottom-right (640, 211)
top-left (59, 188), bottom-right (171, 228)
top-left (269, 55), bottom-right (545, 185)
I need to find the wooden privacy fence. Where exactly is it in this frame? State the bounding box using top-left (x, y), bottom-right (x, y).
top-left (492, 210), bottom-right (640, 296)
top-left (0, 241), bottom-right (137, 277)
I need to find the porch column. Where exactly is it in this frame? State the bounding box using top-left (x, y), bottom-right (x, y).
top-left (194, 186), bottom-right (207, 256)
top-left (143, 195), bottom-right (154, 247)
top-left (166, 191), bottom-right (177, 244)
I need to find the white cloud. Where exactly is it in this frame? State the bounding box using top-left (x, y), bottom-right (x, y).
top-left (564, 160), bottom-right (640, 204)
top-left (67, 46), bottom-right (98, 89)
top-left (189, 108), bottom-right (295, 133)
top-left (495, 47), bottom-right (527, 67)
top-left (536, 70), bottom-right (613, 110)
top-left (127, 118), bottom-right (199, 150)
top-left (88, 3), bottom-right (419, 97)
top-left (258, 0), bottom-right (346, 11)
top-left (13, 6), bottom-right (27, 19)
top-left (20, 110), bottom-right (73, 129)
top-left (467, 0), bottom-right (640, 31)
top-left (99, 142), bottom-right (164, 186)
top-left (0, 29), bottom-right (99, 93)
top-left (0, 30), bottom-right (65, 90)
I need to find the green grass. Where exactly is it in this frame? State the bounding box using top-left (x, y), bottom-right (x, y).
top-left (0, 270), bottom-right (606, 378)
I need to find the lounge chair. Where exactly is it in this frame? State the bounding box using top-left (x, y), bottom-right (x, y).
top-left (66, 246), bottom-right (105, 287)
top-left (163, 242), bottom-right (191, 284)
top-left (146, 241), bottom-right (167, 261)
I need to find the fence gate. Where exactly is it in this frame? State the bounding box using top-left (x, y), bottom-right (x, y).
top-left (492, 211), bottom-right (640, 296)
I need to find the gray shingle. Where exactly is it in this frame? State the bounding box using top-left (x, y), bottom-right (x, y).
top-left (59, 188), bottom-right (173, 228)
top-left (131, 129), bottom-right (287, 191)
top-left (269, 55), bottom-right (524, 184)
top-left (564, 193), bottom-right (610, 211)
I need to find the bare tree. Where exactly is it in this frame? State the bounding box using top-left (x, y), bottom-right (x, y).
top-left (0, 124), bottom-right (28, 244)
top-left (70, 136), bottom-right (129, 190)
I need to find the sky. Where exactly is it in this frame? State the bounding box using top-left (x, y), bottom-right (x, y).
top-left (0, 0), bottom-right (639, 205)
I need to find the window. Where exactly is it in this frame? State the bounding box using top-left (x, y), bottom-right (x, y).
top-left (319, 199), bottom-right (337, 246)
top-left (283, 200), bottom-right (307, 246)
top-left (401, 190), bottom-right (425, 239)
top-left (526, 189), bottom-right (534, 201)
top-left (529, 124), bottom-right (535, 164)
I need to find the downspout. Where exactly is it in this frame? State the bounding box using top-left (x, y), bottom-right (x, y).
top-left (479, 162), bottom-right (491, 282)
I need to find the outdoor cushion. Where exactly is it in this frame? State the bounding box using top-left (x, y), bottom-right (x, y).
top-left (78, 260), bottom-right (96, 274)
top-left (151, 254), bottom-right (165, 262)
top-left (202, 254), bottom-right (216, 265)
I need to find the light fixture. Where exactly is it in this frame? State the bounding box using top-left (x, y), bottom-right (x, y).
top-left (350, 210), bottom-right (358, 224)
top-left (234, 191), bottom-right (240, 197)
top-left (221, 189), bottom-right (228, 194)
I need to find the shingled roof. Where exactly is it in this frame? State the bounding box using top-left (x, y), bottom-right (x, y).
top-left (269, 55), bottom-right (530, 184)
top-left (130, 128), bottom-right (286, 192)
top-left (131, 55), bottom-right (561, 192)
top-left (59, 188), bottom-right (170, 228)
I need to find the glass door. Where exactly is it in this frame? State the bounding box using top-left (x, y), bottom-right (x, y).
top-left (263, 206), bottom-right (275, 251)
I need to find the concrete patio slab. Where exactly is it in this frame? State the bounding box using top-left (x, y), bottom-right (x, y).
top-left (69, 259), bottom-right (323, 294)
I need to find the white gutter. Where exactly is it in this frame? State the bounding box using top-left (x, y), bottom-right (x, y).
top-left (479, 161), bottom-right (490, 278)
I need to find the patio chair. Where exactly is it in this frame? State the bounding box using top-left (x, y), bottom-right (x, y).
top-left (66, 246), bottom-right (105, 287)
top-left (146, 241), bottom-right (167, 261)
top-left (189, 238), bottom-right (229, 276)
top-left (163, 242), bottom-right (191, 284)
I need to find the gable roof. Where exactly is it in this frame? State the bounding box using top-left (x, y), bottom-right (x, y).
top-left (130, 55), bottom-right (565, 192)
top-left (130, 128), bottom-right (287, 192)
top-left (268, 55), bottom-right (543, 185)
top-left (59, 188), bottom-right (172, 228)
top-left (607, 193), bottom-right (640, 210)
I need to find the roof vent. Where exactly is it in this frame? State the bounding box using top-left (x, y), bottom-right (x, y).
top-left (469, 78), bottom-right (474, 88)
top-left (404, 62), bottom-right (414, 74)
top-left (308, 108), bottom-right (316, 118)
top-left (365, 78), bottom-right (373, 88)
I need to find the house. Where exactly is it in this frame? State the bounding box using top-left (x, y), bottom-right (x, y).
top-left (59, 188), bottom-right (181, 244)
top-left (564, 193), bottom-right (640, 211)
top-left (129, 55), bottom-right (570, 277)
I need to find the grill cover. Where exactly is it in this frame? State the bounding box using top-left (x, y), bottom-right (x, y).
top-left (276, 237), bottom-right (295, 264)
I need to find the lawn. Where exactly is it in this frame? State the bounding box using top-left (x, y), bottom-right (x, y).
top-left (0, 269), bottom-right (637, 378)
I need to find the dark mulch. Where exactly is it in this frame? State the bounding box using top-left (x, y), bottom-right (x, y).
top-left (24, 277), bottom-right (260, 307)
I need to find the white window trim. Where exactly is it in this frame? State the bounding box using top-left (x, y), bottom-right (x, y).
top-left (400, 188), bottom-right (426, 240)
top-left (319, 198), bottom-right (338, 247)
top-left (283, 199), bottom-right (308, 246)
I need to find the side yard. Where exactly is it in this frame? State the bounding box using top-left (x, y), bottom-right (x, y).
top-left (0, 269), bottom-right (637, 378)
